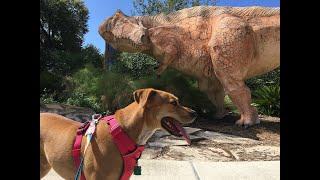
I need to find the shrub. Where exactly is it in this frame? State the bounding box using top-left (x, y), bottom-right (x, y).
top-left (252, 85), bottom-right (280, 116)
top-left (131, 68), bottom-right (217, 118)
top-left (246, 68), bottom-right (280, 91)
top-left (113, 52), bottom-right (159, 79)
top-left (40, 88), bottom-right (59, 104)
top-left (224, 95), bottom-right (239, 114)
top-left (66, 91), bottom-right (102, 112)
top-left (99, 71), bottom-right (135, 112)
top-left (63, 64), bottom-right (104, 112)
top-left (40, 71), bottom-right (63, 94)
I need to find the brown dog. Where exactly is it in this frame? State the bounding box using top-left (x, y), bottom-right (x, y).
top-left (40, 88), bottom-right (197, 180)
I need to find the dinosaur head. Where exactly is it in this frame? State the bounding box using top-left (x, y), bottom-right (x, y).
top-left (99, 10), bottom-right (150, 52)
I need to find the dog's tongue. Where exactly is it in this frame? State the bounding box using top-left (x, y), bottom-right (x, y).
top-left (172, 120), bottom-right (191, 145)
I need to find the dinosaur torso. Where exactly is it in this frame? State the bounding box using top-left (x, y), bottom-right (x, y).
top-left (137, 6), bottom-right (280, 79)
top-left (148, 19), bottom-right (214, 77)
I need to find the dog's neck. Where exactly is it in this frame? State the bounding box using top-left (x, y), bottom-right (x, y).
top-left (114, 103), bottom-right (158, 145)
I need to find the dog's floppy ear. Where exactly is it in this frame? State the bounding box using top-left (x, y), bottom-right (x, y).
top-left (133, 89), bottom-right (157, 108)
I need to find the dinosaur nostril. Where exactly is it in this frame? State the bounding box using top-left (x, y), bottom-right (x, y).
top-left (141, 35), bottom-right (145, 42)
top-left (140, 34), bottom-right (149, 44)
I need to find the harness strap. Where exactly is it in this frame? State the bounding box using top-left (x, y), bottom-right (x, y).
top-left (72, 115), bottom-right (145, 180)
top-left (72, 122), bottom-right (90, 180)
top-left (101, 115), bottom-right (145, 180)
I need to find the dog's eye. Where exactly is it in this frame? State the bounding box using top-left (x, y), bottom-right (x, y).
top-left (170, 101), bottom-right (178, 106)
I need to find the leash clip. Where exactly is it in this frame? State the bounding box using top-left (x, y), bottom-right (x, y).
top-left (92, 114), bottom-right (102, 124)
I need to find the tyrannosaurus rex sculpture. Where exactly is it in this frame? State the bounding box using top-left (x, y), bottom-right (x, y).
top-left (99, 6), bottom-right (280, 127)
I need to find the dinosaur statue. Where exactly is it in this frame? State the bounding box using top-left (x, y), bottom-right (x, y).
top-left (99, 6), bottom-right (280, 127)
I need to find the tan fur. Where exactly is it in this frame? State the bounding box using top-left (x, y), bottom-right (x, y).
top-left (40, 88), bottom-right (196, 180)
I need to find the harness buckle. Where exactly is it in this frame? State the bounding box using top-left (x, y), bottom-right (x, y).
top-left (92, 114), bottom-right (102, 122)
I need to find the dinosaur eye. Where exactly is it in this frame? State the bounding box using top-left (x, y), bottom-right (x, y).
top-left (170, 101), bottom-right (178, 106)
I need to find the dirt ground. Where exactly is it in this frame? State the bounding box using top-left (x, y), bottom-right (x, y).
top-left (142, 114), bottom-right (280, 162)
top-left (190, 114), bottom-right (280, 146)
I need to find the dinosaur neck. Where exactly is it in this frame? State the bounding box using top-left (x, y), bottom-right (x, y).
top-left (132, 15), bottom-right (161, 29)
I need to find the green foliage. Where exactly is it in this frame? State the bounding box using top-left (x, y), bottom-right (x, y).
top-left (245, 68), bottom-right (280, 116)
top-left (100, 72), bottom-right (135, 112)
top-left (131, 68), bottom-right (217, 118)
top-left (60, 65), bottom-right (135, 113)
top-left (40, 89), bottom-right (59, 104)
top-left (66, 91), bottom-right (102, 112)
top-left (224, 95), bottom-right (239, 114)
top-left (113, 52), bottom-right (159, 79)
top-left (81, 45), bottom-right (104, 69)
top-left (246, 68), bottom-right (280, 91)
top-left (40, 0), bottom-right (88, 52)
top-left (40, 0), bottom-right (101, 96)
top-left (40, 71), bottom-right (63, 94)
top-left (63, 64), bottom-right (104, 112)
top-left (40, 46), bottom-right (103, 94)
top-left (252, 85), bottom-right (280, 116)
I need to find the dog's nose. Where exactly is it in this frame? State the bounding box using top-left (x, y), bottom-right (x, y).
top-left (190, 110), bottom-right (198, 118)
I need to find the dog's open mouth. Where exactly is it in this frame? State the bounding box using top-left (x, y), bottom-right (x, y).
top-left (161, 117), bottom-right (191, 145)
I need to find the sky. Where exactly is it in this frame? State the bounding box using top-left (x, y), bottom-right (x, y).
top-left (83, 0), bottom-right (280, 53)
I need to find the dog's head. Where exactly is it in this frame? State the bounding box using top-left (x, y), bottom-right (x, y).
top-left (133, 88), bottom-right (197, 144)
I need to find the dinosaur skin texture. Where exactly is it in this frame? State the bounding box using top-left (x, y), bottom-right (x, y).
top-left (99, 6), bottom-right (280, 127)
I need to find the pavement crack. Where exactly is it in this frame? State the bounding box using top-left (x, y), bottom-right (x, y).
top-left (189, 161), bottom-right (201, 180)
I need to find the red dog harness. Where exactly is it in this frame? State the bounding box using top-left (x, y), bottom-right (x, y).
top-left (72, 115), bottom-right (145, 180)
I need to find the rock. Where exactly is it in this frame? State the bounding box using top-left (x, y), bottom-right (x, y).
top-left (140, 147), bottom-right (163, 159)
top-left (183, 127), bottom-right (203, 134)
top-left (158, 146), bottom-right (233, 161)
top-left (194, 131), bottom-right (260, 145)
top-left (150, 128), bottom-right (204, 142)
top-left (170, 135), bottom-right (206, 142)
top-left (40, 103), bottom-right (95, 123)
top-left (152, 130), bottom-right (171, 139)
top-left (245, 145), bottom-right (280, 157)
top-left (227, 145), bottom-right (280, 161)
top-left (148, 138), bottom-right (190, 147)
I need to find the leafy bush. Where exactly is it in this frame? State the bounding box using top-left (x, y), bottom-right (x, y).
top-left (40, 88), bottom-right (59, 104)
top-left (245, 68), bottom-right (280, 116)
top-left (224, 95), bottom-right (239, 114)
top-left (62, 64), bottom-right (135, 113)
top-left (99, 71), bottom-right (135, 112)
top-left (252, 85), bottom-right (280, 116)
top-left (131, 68), bottom-right (217, 118)
top-left (246, 68), bottom-right (280, 91)
top-left (62, 64), bottom-right (104, 112)
top-left (40, 71), bottom-right (63, 94)
top-left (66, 91), bottom-right (101, 112)
top-left (113, 52), bottom-right (159, 79)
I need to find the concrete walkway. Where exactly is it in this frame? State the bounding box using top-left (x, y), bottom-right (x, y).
top-left (43, 160), bottom-right (279, 180)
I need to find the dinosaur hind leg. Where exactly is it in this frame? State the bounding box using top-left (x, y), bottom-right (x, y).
top-left (198, 78), bottom-right (228, 119)
top-left (208, 15), bottom-right (259, 127)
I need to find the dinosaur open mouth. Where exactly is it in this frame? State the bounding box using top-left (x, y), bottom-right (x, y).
top-left (161, 117), bottom-right (191, 145)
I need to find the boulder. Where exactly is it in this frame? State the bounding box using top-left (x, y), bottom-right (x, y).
top-left (40, 103), bottom-right (95, 123)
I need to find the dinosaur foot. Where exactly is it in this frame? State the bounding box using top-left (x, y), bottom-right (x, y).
top-left (235, 112), bottom-right (260, 128)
